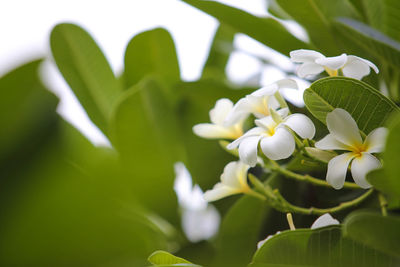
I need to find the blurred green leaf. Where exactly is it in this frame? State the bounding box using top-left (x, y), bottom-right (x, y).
top-left (50, 23), bottom-right (122, 135)
top-left (124, 28), bottom-right (180, 89)
top-left (304, 77), bottom-right (399, 136)
top-left (148, 250), bottom-right (197, 265)
top-left (201, 24), bottom-right (235, 79)
top-left (251, 225), bottom-right (399, 266)
top-left (0, 59), bottom-right (58, 165)
top-left (343, 211), bottom-right (400, 257)
top-left (362, 0), bottom-right (400, 42)
top-left (212, 196), bottom-right (269, 267)
top-left (276, 0), bottom-right (360, 54)
top-left (110, 77), bottom-right (184, 223)
top-left (368, 112), bottom-right (400, 199)
top-left (0, 119), bottom-right (168, 266)
top-left (182, 0), bottom-right (309, 56)
top-left (335, 18), bottom-right (400, 69)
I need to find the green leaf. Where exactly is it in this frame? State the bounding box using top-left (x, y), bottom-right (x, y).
top-left (304, 77), bottom-right (399, 136)
top-left (212, 196), bottom-right (269, 267)
top-left (362, 0), bottom-right (400, 42)
top-left (368, 112), bottom-right (400, 200)
top-left (50, 23), bottom-right (122, 134)
top-left (334, 18), bottom-right (400, 69)
top-left (343, 211), bottom-right (400, 257)
top-left (276, 0), bottom-right (360, 54)
top-left (124, 28), bottom-right (180, 89)
top-left (201, 23), bottom-right (235, 79)
top-left (251, 225), bottom-right (399, 266)
top-left (148, 250), bottom-right (196, 265)
top-left (181, 0), bottom-right (309, 56)
top-left (0, 59), bottom-right (58, 166)
top-left (110, 77), bottom-right (184, 223)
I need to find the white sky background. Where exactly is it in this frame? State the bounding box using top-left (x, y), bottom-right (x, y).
top-left (0, 0), bottom-right (308, 146)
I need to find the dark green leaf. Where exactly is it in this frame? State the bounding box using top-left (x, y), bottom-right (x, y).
top-left (124, 28), bottom-right (180, 89)
top-left (50, 23), bottom-right (122, 134)
top-left (251, 225), bottom-right (399, 266)
top-left (276, 0), bottom-right (360, 54)
top-left (110, 77), bottom-right (184, 223)
top-left (334, 18), bottom-right (400, 69)
top-left (212, 196), bottom-right (269, 267)
top-left (304, 77), bottom-right (399, 136)
top-left (343, 211), bottom-right (400, 257)
top-left (201, 24), bottom-right (235, 79)
top-left (182, 0), bottom-right (309, 56)
top-left (362, 0), bottom-right (400, 42)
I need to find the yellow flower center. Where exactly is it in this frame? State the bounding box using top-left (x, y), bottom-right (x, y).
top-left (324, 67), bottom-right (338, 77)
top-left (351, 143), bottom-right (367, 158)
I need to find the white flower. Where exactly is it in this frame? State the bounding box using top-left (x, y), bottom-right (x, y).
top-left (203, 161), bottom-right (251, 202)
top-left (174, 162), bottom-right (220, 242)
top-left (224, 79), bottom-right (298, 126)
top-left (257, 213), bottom-right (339, 249)
top-left (290, 49), bottom-right (379, 80)
top-left (193, 98), bottom-right (244, 140)
top-left (227, 109), bottom-right (315, 166)
top-left (315, 108), bottom-right (387, 189)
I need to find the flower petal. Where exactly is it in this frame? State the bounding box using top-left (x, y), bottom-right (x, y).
top-left (326, 108), bottom-right (362, 147)
top-left (251, 83), bottom-right (279, 97)
top-left (227, 127), bottom-right (264, 149)
top-left (182, 205), bottom-right (220, 242)
top-left (342, 56), bottom-right (379, 80)
top-left (209, 98), bottom-right (233, 125)
top-left (276, 78), bottom-right (298, 90)
top-left (283, 113), bottom-right (315, 139)
top-left (260, 128), bottom-right (295, 160)
top-left (297, 62), bottom-right (325, 78)
top-left (290, 49), bottom-right (324, 62)
top-left (203, 183), bottom-right (238, 202)
top-left (221, 161), bottom-right (250, 188)
top-left (310, 213), bottom-right (339, 229)
top-left (326, 152), bottom-right (355, 189)
top-left (365, 127), bottom-right (388, 153)
top-left (315, 134), bottom-right (350, 150)
top-left (351, 153), bottom-right (380, 189)
top-left (315, 53), bottom-right (347, 70)
top-left (193, 124), bottom-right (234, 139)
top-left (224, 98), bottom-right (252, 126)
top-left (238, 136), bottom-right (261, 167)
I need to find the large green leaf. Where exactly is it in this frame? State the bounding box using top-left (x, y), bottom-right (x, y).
top-left (334, 18), bottom-right (400, 69)
top-left (368, 112), bottom-right (400, 199)
top-left (304, 77), bottom-right (399, 136)
top-left (212, 196), bottom-right (269, 267)
top-left (276, 0), bottom-right (360, 54)
top-left (251, 225), bottom-right (399, 266)
top-left (110, 77), bottom-right (184, 223)
top-left (343, 211), bottom-right (400, 258)
top-left (124, 28), bottom-right (180, 89)
top-left (50, 23), bottom-right (122, 134)
top-left (201, 24), bottom-right (235, 79)
top-left (182, 0), bottom-right (308, 56)
top-left (0, 60), bottom-right (58, 165)
top-left (362, 0), bottom-right (400, 42)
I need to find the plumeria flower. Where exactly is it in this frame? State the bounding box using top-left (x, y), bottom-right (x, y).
top-left (203, 161), bottom-right (251, 202)
top-left (315, 108), bottom-right (387, 189)
top-left (224, 79), bottom-right (298, 126)
top-left (257, 213), bottom-right (339, 249)
top-left (290, 49), bottom-right (379, 80)
top-left (174, 162), bottom-right (220, 242)
top-left (227, 109), bottom-right (315, 166)
top-left (193, 98), bottom-right (244, 140)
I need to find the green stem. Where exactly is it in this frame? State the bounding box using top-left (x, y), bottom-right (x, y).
top-left (246, 189), bottom-right (267, 201)
top-left (274, 91), bottom-right (289, 109)
top-left (269, 160), bottom-right (359, 189)
top-left (378, 193), bottom-right (388, 216)
top-left (272, 188), bottom-right (374, 215)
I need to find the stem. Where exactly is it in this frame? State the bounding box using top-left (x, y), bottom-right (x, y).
top-left (286, 213), bottom-right (296, 230)
top-left (269, 160), bottom-right (359, 189)
top-left (246, 189), bottom-right (267, 201)
top-left (378, 193), bottom-right (388, 216)
top-left (274, 91), bottom-right (289, 109)
top-left (273, 189), bottom-right (374, 215)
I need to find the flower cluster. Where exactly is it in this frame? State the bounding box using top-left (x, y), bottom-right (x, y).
top-left (193, 49), bottom-right (386, 202)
